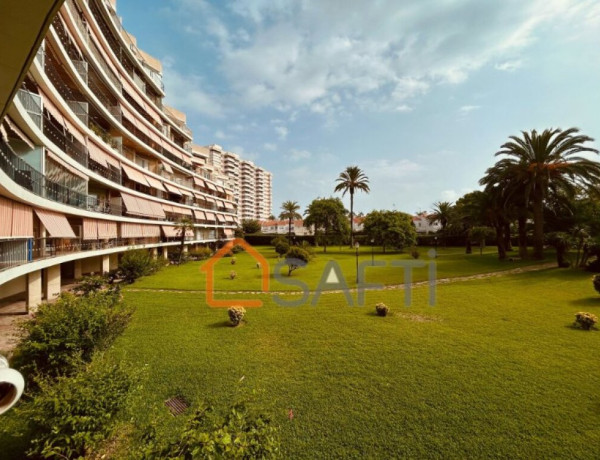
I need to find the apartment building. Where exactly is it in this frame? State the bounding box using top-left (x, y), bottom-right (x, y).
top-left (209, 146), bottom-right (273, 222)
top-left (0, 0), bottom-right (238, 309)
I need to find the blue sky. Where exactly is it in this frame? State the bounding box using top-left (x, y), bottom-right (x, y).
top-left (116, 0), bottom-right (600, 216)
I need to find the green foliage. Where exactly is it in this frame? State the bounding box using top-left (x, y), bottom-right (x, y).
top-left (22, 359), bottom-right (133, 459)
top-left (410, 248), bottom-right (420, 259)
top-left (120, 249), bottom-right (162, 283)
top-left (12, 291), bottom-right (133, 381)
top-left (189, 246), bottom-right (213, 260)
top-left (471, 226), bottom-right (494, 255)
top-left (275, 241), bottom-right (290, 257)
top-left (231, 244), bottom-right (245, 254)
top-left (546, 232), bottom-right (573, 267)
top-left (74, 274), bottom-right (107, 296)
top-left (363, 210), bottom-right (417, 252)
top-left (375, 303), bottom-right (389, 317)
top-left (574, 312), bottom-right (598, 330)
top-left (138, 401), bottom-right (279, 459)
top-left (241, 219), bottom-right (262, 234)
top-left (285, 247), bottom-right (310, 276)
top-left (228, 306), bottom-right (246, 326)
top-left (303, 197), bottom-right (349, 252)
top-left (593, 274), bottom-right (600, 295)
top-left (270, 236), bottom-right (287, 247)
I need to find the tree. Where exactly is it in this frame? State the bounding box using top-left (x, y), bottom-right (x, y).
top-left (175, 217), bottom-right (195, 264)
top-left (241, 219), bottom-right (261, 234)
top-left (470, 226), bottom-right (494, 255)
top-left (453, 192), bottom-right (489, 254)
top-left (363, 210), bottom-right (417, 253)
top-left (279, 201), bottom-right (302, 242)
top-left (284, 246), bottom-right (310, 276)
top-left (491, 128), bottom-right (600, 259)
top-left (303, 197), bottom-right (349, 253)
top-left (275, 241), bottom-right (290, 258)
top-left (427, 201), bottom-right (453, 246)
top-left (334, 166), bottom-right (370, 247)
top-left (546, 232), bottom-right (572, 267)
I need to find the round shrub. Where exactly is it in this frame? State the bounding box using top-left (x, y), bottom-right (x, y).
top-left (375, 303), bottom-right (389, 317)
top-left (275, 241), bottom-right (290, 258)
top-left (228, 306), bottom-right (246, 326)
top-left (231, 257), bottom-right (237, 265)
top-left (574, 312), bottom-right (598, 330)
top-left (593, 274), bottom-right (600, 295)
top-left (410, 248), bottom-right (420, 259)
top-left (229, 270), bottom-right (237, 280)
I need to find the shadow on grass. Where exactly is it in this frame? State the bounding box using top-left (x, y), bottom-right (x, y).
top-left (206, 320), bottom-right (233, 329)
top-left (568, 297), bottom-right (600, 308)
top-left (564, 323), bottom-right (599, 332)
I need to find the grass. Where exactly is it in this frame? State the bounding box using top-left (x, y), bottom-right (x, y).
top-left (130, 245), bottom-right (554, 293)
top-left (3, 249), bottom-right (598, 459)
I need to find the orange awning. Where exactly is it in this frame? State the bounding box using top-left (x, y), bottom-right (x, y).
top-left (35, 208), bottom-right (76, 238)
top-left (164, 183), bottom-right (182, 196)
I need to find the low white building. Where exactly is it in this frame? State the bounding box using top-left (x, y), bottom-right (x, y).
top-left (412, 213), bottom-right (442, 234)
top-left (261, 219), bottom-right (313, 236)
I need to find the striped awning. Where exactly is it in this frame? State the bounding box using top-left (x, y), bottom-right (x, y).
top-left (98, 220), bottom-right (118, 239)
top-left (83, 218), bottom-right (98, 240)
top-left (193, 209), bottom-right (206, 220)
top-left (173, 206), bottom-right (193, 216)
top-left (178, 187), bottom-right (193, 198)
top-left (216, 186), bottom-right (226, 194)
top-left (224, 201), bottom-right (235, 210)
top-left (121, 193), bottom-right (165, 219)
top-left (161, 225), bottom-right (179, 238)
top-left (145, 175), bottom-right (166, 192)
top-left (122, 163), bottom-right (149, 187)
top-left (205, 181), bottom-right (217, 191)
top-left (216, 214), bottom-right (226, 223)
top-left (0, 197), bottom-right (33, 238)
top-left (204, 212), bottom-right (216, 221)
top-left (225, 214), bottom-right (236, 223)
top-left (87, 139), bottom-right (108, 168)
top-left (35, 208), bottom-right (76, 238)
top-left (162, 161), bottom-right (173, 174)
top-left (164, 183), bottom-right (182, 196)
top-left (121, 223), bottom-right (144, 238)
top-left (216, 200), bottom-right (226, 208)
top-left (193, 177), bottom-right (205, 188)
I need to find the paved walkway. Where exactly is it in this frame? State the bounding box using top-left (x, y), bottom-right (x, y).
top-left (126, 262), bottom-right (557, 296)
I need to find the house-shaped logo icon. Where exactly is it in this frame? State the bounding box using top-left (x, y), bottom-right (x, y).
top-left (200, 238), bottom-right (270, 308)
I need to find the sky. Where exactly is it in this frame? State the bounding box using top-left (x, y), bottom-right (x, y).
top-left (115, 0), bottom-right (600, 216)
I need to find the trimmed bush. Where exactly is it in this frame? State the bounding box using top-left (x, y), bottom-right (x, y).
top-left (375, 303), bottom-right (390, 317)
top-left (120, 249), bottom-right (161, 284)
top-left (22, 359), bottom-right (133, 459)
top-left (229, 270), bottom-right (237, 280)
top-left (574, 312), bottom-right (598, 330)
top-left (275, 241), bottom-right (290, 257)
top-left (231, 257), bottom-right (237, 265)
top-left (12, 291), bottom-right (133, 381)
top-left (284, 247), bottom-right (310, 276)
top-left (189, 247), bottom-right (213, 260)
top-left (228, 306), bottom-right (246, 326)
top-left (231, 244), bottom-right (245, 254)
top-left (410, 248), bottom-right (420, 259)
top-left (137, 401), bottom-right (279, 459)
top-left (593, 274), bottom-right (600, 294)
top-left (74, 274), bottom-right (106, 296)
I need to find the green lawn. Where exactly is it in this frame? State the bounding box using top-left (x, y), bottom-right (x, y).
top-left (130, 245), bottom-right (554, 293)
top-left (84, 267), bottom-right (600, 456)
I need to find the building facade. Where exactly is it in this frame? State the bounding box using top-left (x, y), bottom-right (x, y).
top-left (0, 0), bottom-right (240, 308)
top-left (261, 219), bottom-right (313, 236)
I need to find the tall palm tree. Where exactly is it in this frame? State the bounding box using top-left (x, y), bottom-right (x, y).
top-left (279, 200), bottom-right (302, 242)
top-left (175, 217), bottom-right (195, 263)
top-left (428, 201), bottom-right (453, 238)
top-left (334, 166), bottom-right (370, 246)
top-left (493, 128), bottom-right (600, 259)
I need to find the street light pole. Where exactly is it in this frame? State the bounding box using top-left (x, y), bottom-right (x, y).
top-left (355, 241), bottom-right (360, 284)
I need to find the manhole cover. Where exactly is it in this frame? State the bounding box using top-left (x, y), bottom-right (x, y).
top-left (165, 396), bottom-right (189, 416)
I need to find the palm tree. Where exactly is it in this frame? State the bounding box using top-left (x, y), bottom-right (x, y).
top-left (493, 128), bottom-right (600, 259)
top-left (279, 201), bottom-right (302, 242)
top-left (175, 217), bottom-right (195, 263)
top-left (428, 201), bottom-right (453, 243)
top-left (334, 166), bottom-right (370, 246)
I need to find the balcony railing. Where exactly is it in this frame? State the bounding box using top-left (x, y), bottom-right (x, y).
top-left (0, 138), bottom-right (123, 216)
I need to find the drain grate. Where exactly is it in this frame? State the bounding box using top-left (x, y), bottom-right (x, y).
top-left (165, 395), bottom-right (190, 416)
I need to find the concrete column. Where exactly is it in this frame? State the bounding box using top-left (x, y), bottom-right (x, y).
top-left (27, 270), bottom-right (42, 312)
top-left (74, 260), bottom-right (82, 279)
top-left (151, 248), bottom-right (158, 259)
top-left (44, 265), bottom-right (61, 302)
top-left (162, 247), bottom-right (168, 260)
top-left (109, 254), bottom-right (119, 270)
top-left (101, 255), bottom-right (110, 274)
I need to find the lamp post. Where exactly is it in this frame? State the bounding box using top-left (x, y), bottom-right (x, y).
top-left (371, 238), bottom-right (375, 266)
top-left (355, 241), bottom-right (360, 284)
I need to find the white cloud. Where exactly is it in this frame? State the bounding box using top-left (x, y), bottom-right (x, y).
top-left (495, 59), bottom-right (524, 72)
top-left (214, 130), bottom-right (226, 139)
top-left (288, 149), bottom-right (311, 161)
top-left (275, 125), bottom-right (289, 140)
top-left (459, 105), bottom-right (481, 114)
top-left (263, 142), bottom-right (277, 151)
